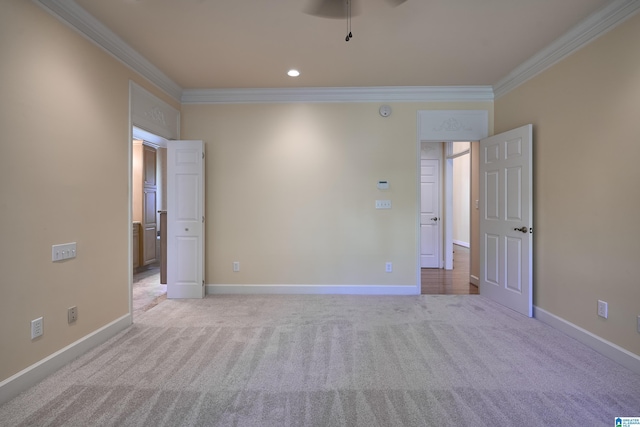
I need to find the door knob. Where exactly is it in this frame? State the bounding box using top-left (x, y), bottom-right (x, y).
top-left (431, 217), bottom-right (439, 222)
top-left (514, 226), bottom-right (528, 233)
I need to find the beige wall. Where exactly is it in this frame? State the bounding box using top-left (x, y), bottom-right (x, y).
top-left (495, 12), bottom-right (640, 355)
top-left (453, 154), bottom-right (470, 246)
top-left (0, 1), bottom-right (179, 382)
top-left (182, 102), bottom-right (491, 287)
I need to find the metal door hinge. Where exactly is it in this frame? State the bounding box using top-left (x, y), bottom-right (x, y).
top-left (202, 152), bottom-right (205, 159)
top-left (202, 216), bottom-right (205, 223)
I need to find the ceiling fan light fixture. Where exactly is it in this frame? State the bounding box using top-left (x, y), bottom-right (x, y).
top-left (287, 69), bottom-right (300, 77)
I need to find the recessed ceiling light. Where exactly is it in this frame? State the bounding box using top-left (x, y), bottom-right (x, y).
top-left (287, 69), bottom-right (300, 77)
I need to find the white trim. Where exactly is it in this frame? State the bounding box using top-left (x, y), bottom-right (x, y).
top-left (32, 0), bottom-right (640, 103)
top-left (470, 275), bottom-right (479, 287)
top-left (128, 84), bottom-right (134, 319)
top-left (182, 86), bottom-right (494, 104)
top-left (206, 284), bottom-right (419, 296)
top-left (130, 82), bottom-right (180, 141)
top-left (34, 0), bottom-right (182, 101)
top-left (133, 127), bottom-right (169, 149)
top-left (534, 306), bottom-right (640, 375)
top-left (418, 111), bottom-right (489, 277)
top-left (453, 240), bottom-right (470, 248)
top-left (418, 110), bottom-right (489, 142)
top-left (0, 314), bottom-right (131, 406)
top-left (494, 0), bottom-right (640, 99)
top-left (415, 133), bottom-right (423, 285)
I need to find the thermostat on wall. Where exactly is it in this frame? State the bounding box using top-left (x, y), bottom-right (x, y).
top-left (377, 180), bottom-right (389, 190)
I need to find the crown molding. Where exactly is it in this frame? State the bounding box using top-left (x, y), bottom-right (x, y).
top-left (181, 86), bottom-right (494, 104)
top-left (493, 0), bottom-right (640, 99)
top-left (34, 0), bottom-right (638, 104)
top-left (33, 0), bottom-right (183, 101)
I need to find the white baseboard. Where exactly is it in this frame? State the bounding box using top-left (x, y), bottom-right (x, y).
top-left (0, 314), bottom-right (132, 406)
top-left (534, 306), bottom-right (640, 375)
top-left (453, 240), bottom-right (470, 248)
top-left (470, 275), bottom-right (479, 286)
top-left (206, 284), bottom-right (420, 296)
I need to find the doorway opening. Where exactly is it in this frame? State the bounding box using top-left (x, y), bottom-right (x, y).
top-left (132, 127), bottom-right (168, 316)
top-left (420, 141), bottom-right (479, 295)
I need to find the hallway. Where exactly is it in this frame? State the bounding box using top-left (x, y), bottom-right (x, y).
top-left (421, 245), bottom-right (478, 295)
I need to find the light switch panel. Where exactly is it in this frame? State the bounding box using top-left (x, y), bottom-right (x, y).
top-left (52, 242), bottom-right (77, 262)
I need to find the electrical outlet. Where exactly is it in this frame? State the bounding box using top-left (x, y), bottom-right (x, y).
top-left (233, 261), bottom-right (240, 272)
top-left (31, 317), bottom-right (43, 339)
top-left (597, 300), bottom-right (608, 319)
top-left (68, 306), bottom-right (77, 323)
top-left (385, 262), bottom-right (393, 273)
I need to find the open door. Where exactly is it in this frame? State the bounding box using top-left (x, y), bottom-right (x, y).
top-left (167, 140), bottom-right (205, 299)
top-left (479, 125), bottom-right (533, 317)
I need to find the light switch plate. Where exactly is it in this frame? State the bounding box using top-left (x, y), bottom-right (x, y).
top-left (52, 242), bottom-right (77, 262)
top-left (375, 200), bottom-right (392, 209)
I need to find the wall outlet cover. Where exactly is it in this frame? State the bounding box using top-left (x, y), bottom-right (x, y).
top-left (597, 300), bottom-right (608, 319)
top-left (68, 306), bottom-right (78, 323)
top-left (31, 317), bottom-right (43, 339)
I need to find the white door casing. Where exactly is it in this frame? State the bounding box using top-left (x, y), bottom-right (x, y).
top-left (479, 125), bottom-right (533, 317)
top-left (421, 159), bottom-right (440, 268)
top-left (167, 140), bottom-right (205, 299)
top-left (417, 111), bottom-right (489, 285)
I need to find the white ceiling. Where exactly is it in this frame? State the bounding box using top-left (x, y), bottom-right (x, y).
top-left (65, 0), bottom-right (617, 92)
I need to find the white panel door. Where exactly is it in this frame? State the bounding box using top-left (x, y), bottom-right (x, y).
top-left (421, 159), bottom-right (440, 268)
top-left (480, 125), bottom-right (533, 317)
top-left (167, 140), bottom-right (205, 299)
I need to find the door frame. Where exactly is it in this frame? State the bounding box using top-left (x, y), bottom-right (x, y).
top-left (419, 145), bottom-right (470, 271)
top-left (416, 110), bottom-right (489, 288)
top-left (129, 82), bottom-right (180, 316)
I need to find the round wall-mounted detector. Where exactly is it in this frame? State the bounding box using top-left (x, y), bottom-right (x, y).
top-left (379, 105), bottom-right (392, 117)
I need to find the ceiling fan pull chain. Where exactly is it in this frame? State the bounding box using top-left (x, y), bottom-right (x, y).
top-left (345, 0), bottom-right (353, 41)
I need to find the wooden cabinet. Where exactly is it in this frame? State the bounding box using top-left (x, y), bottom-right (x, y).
top-left (132, 222), bottom-right (141, 269)
top-left (133, 142), bottom-right (157, 267)
top-left (159, 211), bottom-right (167, 284)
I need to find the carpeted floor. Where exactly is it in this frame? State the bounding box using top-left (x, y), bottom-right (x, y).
top-left (1, 294), bottom-right (639, 426)
top-left (132, 267), bottom-right (166, 317)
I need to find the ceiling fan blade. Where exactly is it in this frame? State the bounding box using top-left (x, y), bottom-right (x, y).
top-left (385, 0), bottom-right (407, 6)
top-left (304, 0), bottom-right (361, 19)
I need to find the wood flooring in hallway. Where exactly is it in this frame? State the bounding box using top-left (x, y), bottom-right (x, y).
top-left (421, 245), bottom-right (479, 295)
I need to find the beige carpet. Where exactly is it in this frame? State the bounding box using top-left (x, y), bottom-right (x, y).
top-left (132, 267), bottom-right (166, 317)
top-left (1, 294), bottom-right (639, 426)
